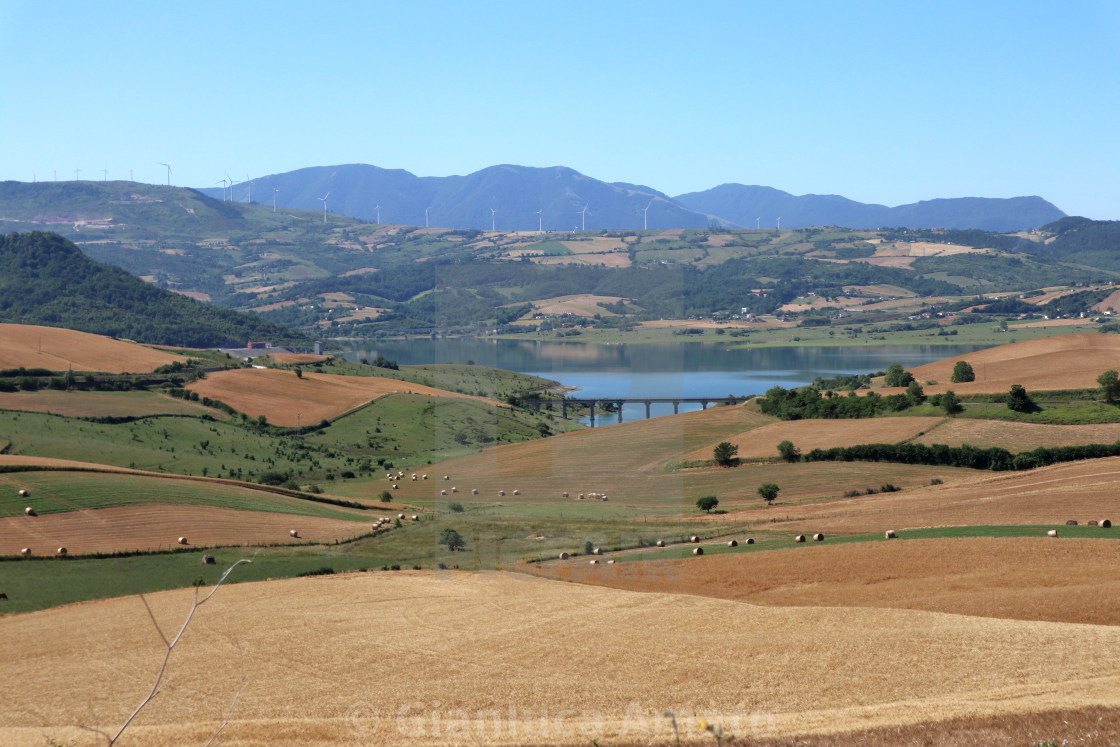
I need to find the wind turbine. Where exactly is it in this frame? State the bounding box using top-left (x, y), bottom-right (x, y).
top-left (578, 204), bottom-right (590, 231)
top-left (318, 192), bottom-right (330, 223)
top-left (272, 185), bottom-right (281, 213)
top-left (73, 168), bottom-right (81, 181)
top-left (216, 178), bottom-right (228, 201)
top-left (425, 207), bottom-right (430, 228)
top-left (374, 204), bottom-right (380, 224)
top-left (777, 217), bottom-right (781, 229)
top-left (159, 161), bottom-right (172, 186)
top-left (245, 174), bottom-right (253, 204)
top-left (101, 168), bottom-right (108, 182)
top-left (535, 208), bottom-right (543, 233)
top-left (756, 217), bottom-right (760, 230)
top-left (640, 200), bottom-right (653, 231)
top-left (490, 207), bottom-right (497, 232)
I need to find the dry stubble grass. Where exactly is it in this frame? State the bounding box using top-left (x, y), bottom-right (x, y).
top-left (6, 571), bottom-right (1120, 746)
top-left (0, 323), bottom-right (186, 373)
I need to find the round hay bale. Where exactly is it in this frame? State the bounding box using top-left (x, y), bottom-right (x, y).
top-left (690, 535), bottom-right (699, 543)
top-left (559, 552), bottom-right (570, 560)
top-left (498, 490), bottom-right (505, 496)
top-left (693, 547), bottom-right (704, 556)
top-left (728, 540), bottom-right (738, 547)
top-left (607, 559), bottom-right (616, 564)
top-left (451, 487), bottom-right (458, 493)
top-left (602, 495), bottom-right (608, 501)
top-left (512, 490), bottom-right (520, 496)
top-left (177, 536), bottom-right (188, 545)
top-left (411, 515), bottom-right (419, 521)
top-left (203, 554), bottom-right (216, 565)
top-left (440, 489), bottom-right (447, 496)
top-left (562, 492), bottom-right (569, 498)
top-left (289, 529), bottom-right (299, 538)
top-left (1066, 519), bottom-right (1078, 526)
top-left (443, 475), bottom-right (449, 480)
top-left (57, 547), bottom-right (67, 556)
top-left (20, 548), bottom-right (30, 557)
top-left (398, 513), bottom-right (405, 519)
top-left (17, 489), bottom-right (27, 498)
top-left (392, 483), bottom-right (398, 490)
top-left (578, 493), bottom-right (585, 499)
top-left (1089, 520), bottom-right (1099, 526)
top-left (655, 540), bottom-right (665, 547)
top-left (794, 535), bottom-right (806, 543)
top-left (1047, 529), bottom-right (1059, 538)
top-left (411, 475), bottom-right (417, 481)
top-left (813, 533), bottom-right (825, 542)
top-left (24, 507), bottom-right (35, 516)
top-left (1102, 519), bottom-right (1113, 528)
top-left (422, 474), bottom-right (428, 480)
top-left (885, 530), bottom-right (896, 539)
top-left (745, 537), bottom-right (755, 545)
top-left (471, 488), bottom-right (478, 495)
top-left (589, 559), bottom-right (599, 565)
top-left (592, 547), bottom-right (602, 556)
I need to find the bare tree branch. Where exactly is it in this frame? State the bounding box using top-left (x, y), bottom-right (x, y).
top-left (104, 559), bottom-right (252, 745)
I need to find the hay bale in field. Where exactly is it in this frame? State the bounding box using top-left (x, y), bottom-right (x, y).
top-left (443, 475), bottom-right (449, 480)
top-left (203, 554), bottom-right (215, 565)
top-left (794, 535), bottom-right (806, 543)
top-left (579, 493), bottom-right (585, 499)
top-left (0, 592), bottom-right (7, 600)
top-left (17, 489), bottom-right (27, 497)
top-left (471, 488), bottom-right (478, 495)
top-left (411, 475), bottom-right (417, 481)
top-left (451, 487), bottom-right (458, 493)
top-left (655, 540), bottom-right (665, 548)
top-left (689, 535), bottom-right (700, 543)
top-left (57, 547), bottom-right (67, 556)
top-left (289, 529), bottom-right (299, 538)
top-left (589, 559), bottom-right (599, 565)
top-left (411, 515), bottom-right (419, 521)
top-left (1047, 529), bottom-right (1059, 538)
top-left (607, 559), bottom-right (616, 564)
top-left (1089, 520), bottom-right (1099, 526)
top-left (745, 537), bottom-right (755, 545)
top-left (392, 483), bottom-right (399, 490)
top-left (1066, 520), bottom-right (1078, 526)
top-left (693, 547), bottom-right (704, 556)
top-left (398, 513), bottom-right (405, 519)
top-left (20, 548), bottom-right (30, 557)
top-left (24, 507), bottom-right (35, 516)
top-left (592, 547), bottom-right (602, 555)
top-left (602, 495), bottom-right (608, 501)
top-left (498, 490), bottom-right (505, 496)
top-left (513, 490), bottom-right (520, 495)
top-left (440, 489), bottom-right (448, 496)
top-left (562, 492), bottom-right (569, 498)
top-left (1101, 519), bottom-right (1113, 528)
top-left (813, 533), bottom-right (825, 542)
top-left (559, 552), bottom-right (570, 560)
top-left (422, 474), bottom-right (428, 480)
top-left (885, 530), bottom-right (896, 539)
top-left (728, 540), bottom-right (738, 547)
top-left (178, 536), bottom-right (188, 545)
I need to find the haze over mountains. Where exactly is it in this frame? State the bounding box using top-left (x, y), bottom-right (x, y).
top-left (202, 164), bottom-right (1066, 232)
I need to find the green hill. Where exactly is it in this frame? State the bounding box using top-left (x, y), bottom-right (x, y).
top-left (0, 231), bottom-right (299, 347)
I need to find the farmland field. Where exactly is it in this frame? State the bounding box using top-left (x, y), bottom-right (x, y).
top-left (0, 323), bottom-right (187, 372)
top-left (0, 389), bottom-right (220, 418)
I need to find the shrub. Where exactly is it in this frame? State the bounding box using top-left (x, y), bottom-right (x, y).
top-left (448, 501), bottom-right (464, 513)
top-left (378, 490), bottom-right (392, 502)
top-left (777, 440), bottom-right (801, 462)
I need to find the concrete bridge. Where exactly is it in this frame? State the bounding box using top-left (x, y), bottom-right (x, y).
top-left (523, 396), bottom-right (751, 426)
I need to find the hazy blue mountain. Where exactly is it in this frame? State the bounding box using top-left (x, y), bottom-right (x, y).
top-left (673, 184), bottom-right (1065, 231)
top-left (209, 164), bottom-right (718, 231)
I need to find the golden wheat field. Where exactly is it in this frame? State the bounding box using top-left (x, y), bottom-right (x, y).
top-left (6, 571), bottom-right (1120, 746)
top-left (0, 323), bottom-right (186, 373)
top-left (186, 367), bottom-right (497, 426)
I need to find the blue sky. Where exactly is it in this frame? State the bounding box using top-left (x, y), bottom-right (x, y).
top-left (2, 0), bottom-right (1117, 219)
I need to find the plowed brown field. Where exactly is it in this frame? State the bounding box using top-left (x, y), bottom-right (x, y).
top-left (186, 368), bottom-right (498, 425)
top-left (6, 572), bottom-right (1120, 746)
top-left (0, 323), bottom-right (186, 373)
top-left (0, 504), bottom-right (366, 555)
top-left (683, 417), bottom-right (941, 461)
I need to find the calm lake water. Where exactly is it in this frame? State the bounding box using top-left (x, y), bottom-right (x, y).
top-left (342, 339), bottom-right (987, 424)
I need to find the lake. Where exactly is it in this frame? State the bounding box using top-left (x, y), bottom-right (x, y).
top-left (342, 339), bottom-right (987, 424)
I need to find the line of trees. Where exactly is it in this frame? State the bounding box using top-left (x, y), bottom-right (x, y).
top-left (803, 440), bottom-right (1120, 471)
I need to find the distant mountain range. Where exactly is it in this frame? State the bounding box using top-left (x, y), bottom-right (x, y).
top-left (201, 164), bottom-right (1066, 232)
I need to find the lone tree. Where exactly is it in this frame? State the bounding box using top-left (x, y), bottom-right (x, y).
top-left (758, 483), bottom-right (780, 505)
top-left (1006, 383), bottom-right (1036, 413)
top-left (1099, 369), bottom-right (1120, 404)
top-left (951, 361), bottom-right (976, 383)
top-left (906, 380), bottom-right (926, 404)
top-left (713, 441), bottom-right (739, 467)
top-left (884, 363), bottom-right (915, 388)
top-left (696, 495), bottom-right (719, 513)
top-left (439, 528), bottom-right (465, 551)
top-left (941, 389), bottom-right (963, 415)
top-left (776, 440), bottom-right (801, 462)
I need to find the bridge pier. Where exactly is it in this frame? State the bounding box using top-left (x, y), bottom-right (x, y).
top-left (561, 401), bottom-right (567, 419)
top-left (673, 401), bottom-right (679, 414)
top-left (617, 401), bottom-right (624, 424)
top-left (645, 401), bottom-right (651, 419)
top-left (701, 400), bottom-right (709, 410)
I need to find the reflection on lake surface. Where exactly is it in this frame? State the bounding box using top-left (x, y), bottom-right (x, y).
top-left (341, 339), bottom-right (988, 423)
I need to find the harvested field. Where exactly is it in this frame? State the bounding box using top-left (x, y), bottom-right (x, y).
top-left (186, 368), bottom-right (498, 426)
top-left (267, 353), bottom-right (330, 365)
top-left (530, 294), bottom-right (629, 317)
top-left (904, 333), bottom-right (1120, 394)
top-left (0, 504), bottom-right (366, 555)
top-left (912, 418), bottom-right (1120, 451)
top-left (555, 537), bottom-right (1120, 626)
top-left (0, 323), bottom-right (186, 373)
top-left (1094, 288), bottom-right (1120, 313)
top-left (0, 390), bottom-right (219, 418)
top-left (5, 572), bottom-right (1120, 745)
top-left (683, 416), bottom-right (942, 461)
top-left (536, 253), bottom-right (631, 268)
top-left (754, 457), bottom-right (1120, 533)
top-left (559, 237), bottom-right (627, 254)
